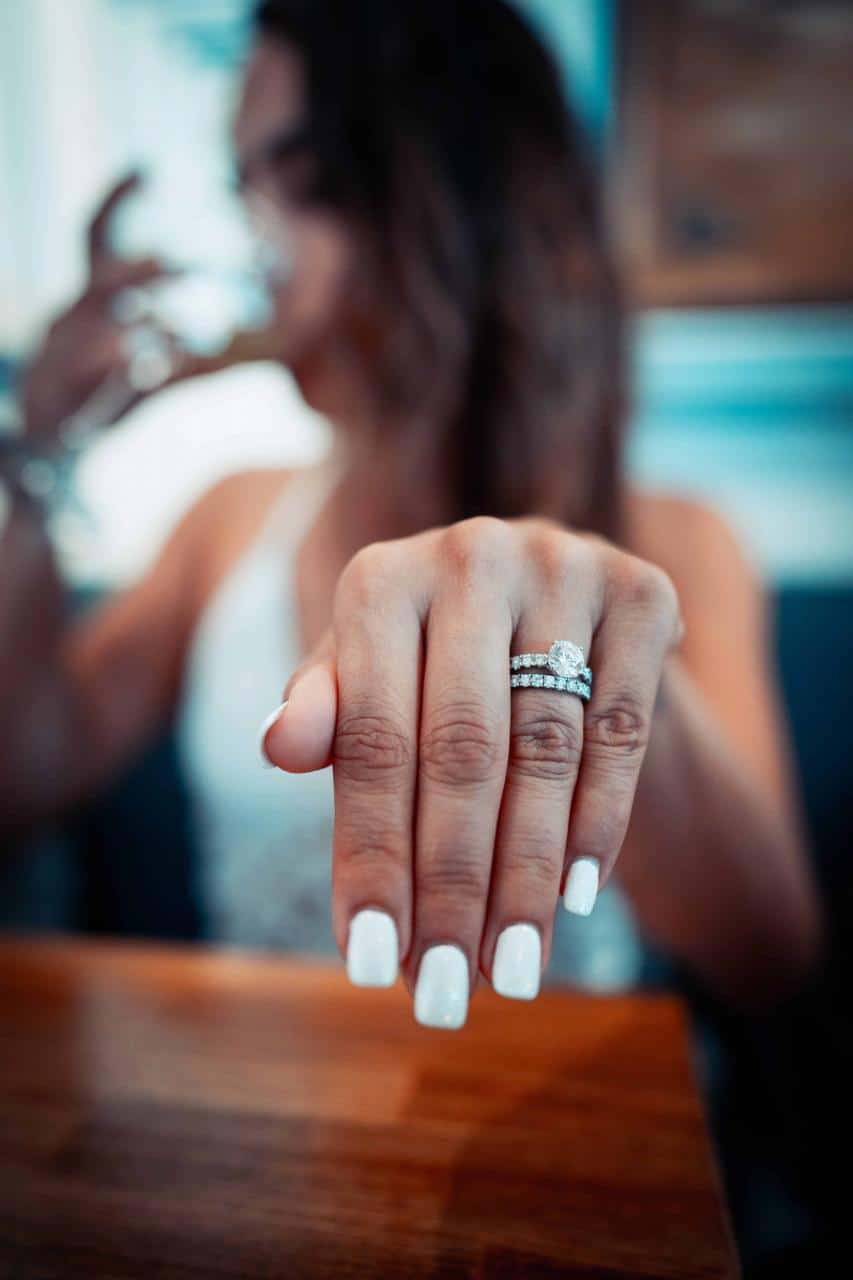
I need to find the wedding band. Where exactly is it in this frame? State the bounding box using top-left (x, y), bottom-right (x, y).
top-left (510, 672), bottom-right (591, 702)
top-left (510, 640), bottom-right (591, 686)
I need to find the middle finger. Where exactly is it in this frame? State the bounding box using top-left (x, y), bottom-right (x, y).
top-left (409, 523), bottom-right (515, 1029)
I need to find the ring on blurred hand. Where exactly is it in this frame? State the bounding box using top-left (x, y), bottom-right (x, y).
top-left (111, 287), bottom-right (153, 327)
top-left (510, 672), bottom-right (591, 702)
top-left (510, 640), bottom-right (591, 686)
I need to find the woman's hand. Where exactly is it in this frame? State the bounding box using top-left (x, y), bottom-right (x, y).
top-left (263, 517), bottom-right (682, 1027)
top-left (20, 174), bottom-right (177, 442)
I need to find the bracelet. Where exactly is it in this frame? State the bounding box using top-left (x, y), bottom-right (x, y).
top-left (0, 435), bottom-right (67, 506)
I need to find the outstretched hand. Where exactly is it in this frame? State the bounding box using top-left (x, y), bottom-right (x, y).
top-left (263, 516), bottom-right (682, 1029)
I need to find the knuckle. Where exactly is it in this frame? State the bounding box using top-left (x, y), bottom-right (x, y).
top-left (644, 566), bottom-right (679, 619)
top-left (418, 852), bottom-right (489, 905)
top-left (497, 841), bottom-right (561, 894)
top-left (334, 711), bottom-right (412, 786)
top-left (442, 517), bottom-right (510, 578)
top-left (420, 708), bottom-right (504, 788)
top-left (616, 558), bottom-right (678, 618)
top-left (335, 823), bottom-right (408, 876)
top-left (337, 541), bottom-right (399, 611)
top-left (578, 536), bottom-right (607, 582)
top-left (584, 690), bottom-right (650, 761)
top-left (525, 523), bottom-right (574, 588)
top-left (508, 714), bottom-right (583, 783)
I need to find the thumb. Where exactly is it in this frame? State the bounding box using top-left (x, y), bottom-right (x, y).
top-left (260, 629), bottom-right (337, 773)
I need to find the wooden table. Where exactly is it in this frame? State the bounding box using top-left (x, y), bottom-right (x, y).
top-left (0, 939), bottom-right (738, 1278)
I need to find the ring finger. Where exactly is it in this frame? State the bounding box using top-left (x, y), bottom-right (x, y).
top-left (483, 562), bottom-right (595, 998)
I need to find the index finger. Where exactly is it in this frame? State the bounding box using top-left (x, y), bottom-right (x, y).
top-left (88, 171), bottom-right (143, 274)
top-left (329, 543), bottom-right (423, 987)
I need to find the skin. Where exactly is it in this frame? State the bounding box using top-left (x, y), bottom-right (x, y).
top-left (19, 174), bottom-right (167, 441)
top-left (20, 172), bottom-right (278, 443)
top-left (0, 37), bottom-right (821, 1013)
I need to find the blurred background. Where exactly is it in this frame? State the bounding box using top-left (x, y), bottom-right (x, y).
top-left (2, 1), bottom-right (851, 586)
top-left (1, 1), bottom-right (851, 1272)
top-left (2, 0), bottom-right (850, 905)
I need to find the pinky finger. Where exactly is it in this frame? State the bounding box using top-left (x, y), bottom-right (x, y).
top-left (563, 578), bottom-right (679, 914)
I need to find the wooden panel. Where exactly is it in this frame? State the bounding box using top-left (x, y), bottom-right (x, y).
top-left (0, 939), bottom-right (739, 1278)
top-left (615, 1), bottom-right (853, 307)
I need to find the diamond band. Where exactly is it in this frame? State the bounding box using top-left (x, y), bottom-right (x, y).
top-left (510, 673), bottom-right (591, 702)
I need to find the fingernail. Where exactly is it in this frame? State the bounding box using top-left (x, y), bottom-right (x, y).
top-left (346, 910), bottom-right (398, 988)
top-left (492, 923), bottom-right (541, 1000)
top-left (414, 945), bottom-right (469, 1030)
top-left (0, 481), bottom-right (10, 538)
top-left (259, 701), bottom-right (287, 767)
top-left (564, 856), bottom-right (600, 916)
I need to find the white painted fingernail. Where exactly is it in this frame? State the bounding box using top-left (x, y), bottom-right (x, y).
top-left (346, 910), bottom-right (398, 988)
top-left (259, 701), bottom-right (287, 767)
top-left (492, 923), bottom-right (541, 1000)
top-left (564, 856), bottom-right (600, 916)
top-left (0, 481), bottom-right (11, 539)
top-left (414, 945), bottom-right (469, 1030)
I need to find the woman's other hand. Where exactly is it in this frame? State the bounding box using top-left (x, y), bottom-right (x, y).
top-left (262, 517), bottom-right (682, 1027)
top-left (20, 173), bottom-right (177, 442)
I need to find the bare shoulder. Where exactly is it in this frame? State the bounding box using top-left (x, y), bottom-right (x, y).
top-left (186, 467), bottom-right (294, 534)
top-left (626, 489), bottom-right (759, 603)
top-left (168, 467), bottom-right (296, 600)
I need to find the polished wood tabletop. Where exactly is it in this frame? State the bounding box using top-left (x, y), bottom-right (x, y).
top-left (0, 938), bottom-right (738, 1279)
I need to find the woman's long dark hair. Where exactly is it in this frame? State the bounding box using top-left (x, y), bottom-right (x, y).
top-left (256, 0), bottom-right (624, 537)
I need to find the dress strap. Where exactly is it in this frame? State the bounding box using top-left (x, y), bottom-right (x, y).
top-left (259, 451), bottom-right (346, 553)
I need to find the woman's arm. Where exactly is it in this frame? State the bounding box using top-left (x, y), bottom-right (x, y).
top-left (619, 502), bottom-right (822, 1006)
top-left (0, 476), bottom-right (248, 838)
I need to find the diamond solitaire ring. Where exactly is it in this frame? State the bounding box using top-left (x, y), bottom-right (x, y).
top-left (510, 640), bottom-right (591, 687)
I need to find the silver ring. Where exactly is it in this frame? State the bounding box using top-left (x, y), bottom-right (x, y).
top-left (510, 640), bottom-right (591, 686)
top-left (510, 672), bottom-right (591, 702)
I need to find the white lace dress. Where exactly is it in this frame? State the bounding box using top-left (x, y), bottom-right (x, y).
top-left (177, 463), bottom-right (642, 989)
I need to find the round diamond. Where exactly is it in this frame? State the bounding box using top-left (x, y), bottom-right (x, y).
top-left (548, 640), bottom-right (585, 679)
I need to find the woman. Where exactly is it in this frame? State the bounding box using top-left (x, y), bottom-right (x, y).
top-left (1, 0), bottom-right (820, 1027)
